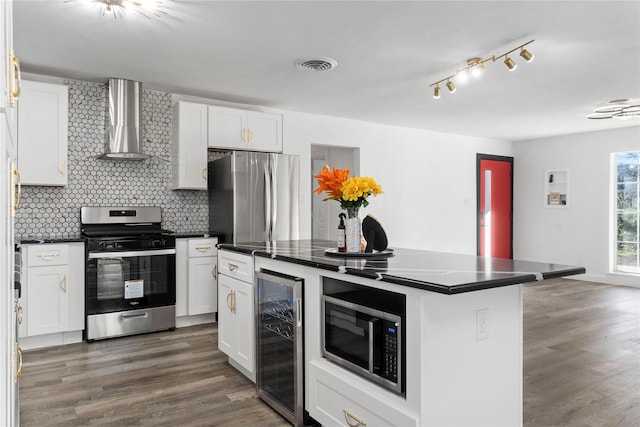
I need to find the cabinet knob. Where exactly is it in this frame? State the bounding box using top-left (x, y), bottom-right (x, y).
top-left (228, 263), bottom-right (238, 272)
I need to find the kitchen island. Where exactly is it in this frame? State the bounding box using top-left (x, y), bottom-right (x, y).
top-left (217, 240), bottom-right (585, 427)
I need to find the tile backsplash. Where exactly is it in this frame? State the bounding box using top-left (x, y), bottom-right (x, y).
top-left (15, 79), bottom-right (223, 240)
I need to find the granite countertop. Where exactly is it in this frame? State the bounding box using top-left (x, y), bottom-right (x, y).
top-left (217, 240), bottom-right (586, 295)
top-left (18, 233), bottom-right (85, 244)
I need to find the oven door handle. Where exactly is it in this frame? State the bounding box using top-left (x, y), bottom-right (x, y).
top-left (88, 248), bottom-right (176, 259)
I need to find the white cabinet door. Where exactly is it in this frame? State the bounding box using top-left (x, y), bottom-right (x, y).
top-left (246, 111), bottom-right (282, 152)
top-left (187, 256), bottom-right (217, 316)
top-left (208, 105), bottom-right (282, 153)
top-left (26, 264), bottom-right (69, 336)
top-left (207, 105), bottom-right (245, 149)
top-left (233, 278), bottom-right (254, 373)
top-left (217, 273), bottom-right (254, 375)
top-left (17, 80), bottom-right (68, 186)
top-left (172, 101), bottom-right (208, 190)
top-left (217, 274), bottom-right (236, 356)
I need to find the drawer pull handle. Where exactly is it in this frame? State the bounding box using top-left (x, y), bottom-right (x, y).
top-left (38, 253), bottom-right (59, 261)
top-left (121, 312), bottom-right (148, 320)
top-left (11, 164), bottom-right (21, 217)
top-left (59, 160), bottom-right (66, 176)
top-left (15, 345), bottom-right (23, 382)
top-left (9, 49), bottom-right (21, 106)
top-left (343, 409), bottom-right (366, 427)
top-left (201, 168), bottom-right (207, 181)
top-left (60, 274), bottom-right (67, 293)
top-left (226, 290), bottom-right (236, 313)
top-left (212, 264), bottom-right (217, 280)
top-left (228, 263), bottom-right (239, 271)
top-left (196, 246), bottom-right (211, 252)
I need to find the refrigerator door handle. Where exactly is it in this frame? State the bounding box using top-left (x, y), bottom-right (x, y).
top-left (264, 167), bottom-right (272, 241)
top-left (270, 158), bottom-right (278, 241)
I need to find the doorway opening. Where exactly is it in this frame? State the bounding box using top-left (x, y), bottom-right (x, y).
top-left (477, 154), bottom-right (513, 259)
top-left (311, 145), bottom-right (359, 242)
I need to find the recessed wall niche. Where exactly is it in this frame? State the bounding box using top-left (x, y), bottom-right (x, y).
top-left (544, 168), bottom-right (570, 208)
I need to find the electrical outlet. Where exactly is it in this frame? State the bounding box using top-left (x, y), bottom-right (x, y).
top-left (476, 308), bottom-right (489, 341)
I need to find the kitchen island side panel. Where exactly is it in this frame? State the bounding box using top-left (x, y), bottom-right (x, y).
top-left (420, 284), bottom-right (522, 426)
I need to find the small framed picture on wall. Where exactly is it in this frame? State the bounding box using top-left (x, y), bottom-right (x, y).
top-left (548, 192), bottom-right (561, 205)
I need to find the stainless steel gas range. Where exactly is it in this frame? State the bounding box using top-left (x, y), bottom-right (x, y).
top-left (81, 206), bottom-right (176, 342)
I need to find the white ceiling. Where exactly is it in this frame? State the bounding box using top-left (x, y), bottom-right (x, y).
top-left (12, 0), bottom-right (640, 142)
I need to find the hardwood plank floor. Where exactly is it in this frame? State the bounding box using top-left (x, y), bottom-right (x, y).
top-left (19, 324), bottom-right (290, 426)
top-left (523, 278), bottom-right (640, 427)
top-left (20, 278), bottom-right (640, 426)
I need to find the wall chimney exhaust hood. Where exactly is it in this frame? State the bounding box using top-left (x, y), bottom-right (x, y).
top-left (101, 78), bottom-right (149, 160)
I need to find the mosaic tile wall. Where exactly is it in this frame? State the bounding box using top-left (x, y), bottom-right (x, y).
top-left (15, 79), bottom-right (225, 239)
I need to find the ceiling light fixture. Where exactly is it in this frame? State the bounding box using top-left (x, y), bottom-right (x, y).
top-left (587, 99), bottom-right (640, 120)
top-left (433, 85), bottom-right (441, 99)
top-left (446, 80), bottom-right (456, 93)
top-left (429, 39), bottom-right (534, 98)
top-left (504, 56), bottom-right (517, 71)
top-left (64, 0), bottom-right (167, 19)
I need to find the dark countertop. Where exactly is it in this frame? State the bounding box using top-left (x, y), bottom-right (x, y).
top-left (175, 232), bottom-right (222, 239)
top-left (18, 233), bottom-right (85, 245)
top-left (217, 240), bottom-right (586, 295)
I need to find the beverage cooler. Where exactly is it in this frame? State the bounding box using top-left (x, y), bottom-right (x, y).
top-left (255, 270), bottom-right (304, 426)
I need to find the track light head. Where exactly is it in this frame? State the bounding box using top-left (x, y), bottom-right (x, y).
top-left (433, 85), bottom-right (441, 99)
top-left (504, 56), bottom-right (517, 70)
top-left (520, 48), bottom-right (534, 62)
top-left (446, 80), bottom-right (456, 93)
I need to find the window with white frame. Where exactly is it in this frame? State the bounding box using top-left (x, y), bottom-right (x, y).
top-left (613, 151), bottom-right (639, 274)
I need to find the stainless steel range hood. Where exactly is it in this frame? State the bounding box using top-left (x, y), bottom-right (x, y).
top-left (101, 78), bottom-right (149, 160)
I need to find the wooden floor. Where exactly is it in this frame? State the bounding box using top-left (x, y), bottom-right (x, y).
top-left (19, 278), bottom-right (640, 426)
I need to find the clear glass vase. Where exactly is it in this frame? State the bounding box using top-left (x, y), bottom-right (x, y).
top-left (344, 206), bottom-right (361, 253)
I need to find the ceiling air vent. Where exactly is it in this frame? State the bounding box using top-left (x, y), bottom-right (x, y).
top-left (294, 57), bottom-right (338, 72)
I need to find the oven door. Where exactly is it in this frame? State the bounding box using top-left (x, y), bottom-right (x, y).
top-left (86, 249), bottom-right (176, 314)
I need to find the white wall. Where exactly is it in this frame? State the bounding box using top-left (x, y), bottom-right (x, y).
top-left (513, 126), bottom-right (640, 287)
top-left (282, 110), bottom-right (512, 255)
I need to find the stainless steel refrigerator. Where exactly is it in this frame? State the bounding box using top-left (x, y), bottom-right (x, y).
top-left (208, 151), bottom-right (300, 244)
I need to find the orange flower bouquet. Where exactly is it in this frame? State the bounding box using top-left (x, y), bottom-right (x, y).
top-left (314, 165), bottom-right (382, 216)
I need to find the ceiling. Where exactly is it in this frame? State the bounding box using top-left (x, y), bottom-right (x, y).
top-left (12, 0), bottom-right (640, 142)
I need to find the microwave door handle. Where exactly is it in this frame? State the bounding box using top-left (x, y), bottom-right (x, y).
top-left (368, 319), bottom-right (376, 374)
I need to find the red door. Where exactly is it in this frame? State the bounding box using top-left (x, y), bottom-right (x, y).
top-left (477, 155), bottom-right (513, 259)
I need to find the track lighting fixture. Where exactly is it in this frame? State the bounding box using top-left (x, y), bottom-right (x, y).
top-left (504, 56), bottom-right (517, 70)
top-left (520, 48), bottom-right (534, 62)
top-left (429, 39), bottom-right (534, 98)
top-left (446, 80), bottom-right (456, 93)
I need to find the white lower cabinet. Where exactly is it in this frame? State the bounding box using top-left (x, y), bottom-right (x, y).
top-left (218, 274), bottom-right (254, 375)
top-left (19, 242), bottom-right (84, 347)
top-left (308, 360), bottom-right (419, 427)
top-left (175, 238), bottom-right (218, 324)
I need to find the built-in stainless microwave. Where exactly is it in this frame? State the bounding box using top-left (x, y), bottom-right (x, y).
top-left (321, 283), bottom-right (405, 396)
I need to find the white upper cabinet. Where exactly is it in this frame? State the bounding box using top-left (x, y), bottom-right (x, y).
top-left (17, 80), bottom-right (68, 186)
top-left (172, 101), bottom-right (208, 190)
top-left (208, 105), bottom-right (282, 153)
